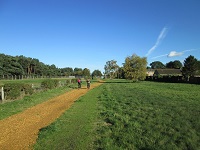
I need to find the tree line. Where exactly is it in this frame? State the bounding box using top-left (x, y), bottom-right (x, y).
top-left (0, 53), bottom-right (102, 79)
top-left (104, 54), bottom-right (200, 81)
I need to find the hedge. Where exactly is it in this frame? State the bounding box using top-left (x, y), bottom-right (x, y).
top-left (4, 83), bottom-right (34, 100)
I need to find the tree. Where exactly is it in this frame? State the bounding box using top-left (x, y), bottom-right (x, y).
top-left (117, 67), bottom-right (125, 79)
top-left (104, 60), bottom-right (119, 79)
top-left (92, 70), bottom-right (102, 77)
top-left (166, 60), bottom-right (182, 69)
top-left (182, 55), bottom-right (198, 81)
top-left (74, 68), bottom-right (83, 77)
top-left (61, 67), bottom-right (73, 76)
top-left (82, 68), bottom-right (90, 77)
top-left (150, 61), bottom-right (165, 69)
top-left (196, 61), bottom-right (200, 76)
top-left (123, 54), bottom-right (147, 81)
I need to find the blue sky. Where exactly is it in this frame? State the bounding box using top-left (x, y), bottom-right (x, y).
top-left (0, 0), bottom-right (200, 73)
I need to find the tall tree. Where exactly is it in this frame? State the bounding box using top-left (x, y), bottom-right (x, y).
top-left (82, 68), bottom-right (90, 77)
top-left (61, 67), bottom-right (73, 76)
top-left (74, 68), bottom-right (83, 76)
top-left (92, 70), bottom-right (102, 77)
top-left (104, 60), bottom-right (119, 79)
top-left (182, 55), bottom-right (198, 81)
top-left (150, 61), bottom-right (165, 69)
top-left (166, 60), bottom-right (182, 69)
top-left (123, 54), bottom-right (147, 81)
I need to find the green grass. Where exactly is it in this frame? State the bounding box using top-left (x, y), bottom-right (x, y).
top-left (1, 79), bottom-right (199, 149)
top-left (0, 85), bottom-right (73, 120)
top-left (0, 79), bottom-right (99, 120)
top-left (35, 80), bottom-right (200, 150)
top-left (34, 84), bottom-right (103, 150)
top-left (95, 81), bottom-right (200, 150)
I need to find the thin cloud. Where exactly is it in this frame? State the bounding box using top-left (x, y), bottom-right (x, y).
top-left (167, 49), bottom-right (200, 57)
top-left (151, 48), bottom-right (200, 59)
top-left (146, 27), bottom-right (168, 57)
top-left (167, 51), bottom-right (183, 57)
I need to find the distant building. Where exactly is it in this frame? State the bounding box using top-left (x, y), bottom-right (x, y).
top-left (146, 69), bottom-right (156, 77)
top-left (154, 69), bottom-right (182, 77)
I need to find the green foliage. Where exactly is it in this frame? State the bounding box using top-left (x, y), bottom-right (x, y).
top-left (0, 85), bottom-right (72, 120)
top-left (0, 53), bottom-right (92, 78)
top-left (92, 69), bottom-right (102, 77)
top-left (74, 68), bottom-right (83, 76)
top-left (3, 83), bottom-right (34, 100)
top-left (71, 78), bottom-right (77, 84)
top-left (182, 55), bottom-right (199, 80)
top-left (3, 83), bottom-right (22, 100)
top-left (82, 68), bottom-right (91, 77)
top-left (123, 54), bottom-right (147, 81)
top-left (166, 60), bottom-right (183, 69)
top-left (41, 79), bottom-right (60, 90)
top-left (61, 67), bottom-right (73, 76)
top-left (104, 60), bottom-right (119, 79)
top-left (150, 61), bottom-right (166, 69)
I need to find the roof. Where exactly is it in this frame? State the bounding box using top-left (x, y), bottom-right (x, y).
top-left (154, 69), bottom-right (182, 76)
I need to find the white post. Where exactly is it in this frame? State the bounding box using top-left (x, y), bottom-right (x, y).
top-left (1, 87), bottom-right (4, 101)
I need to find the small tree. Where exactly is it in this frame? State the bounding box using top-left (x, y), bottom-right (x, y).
top-left (82, 68), bottom-right (90, 78)
top-left (104, 60), bottom-right (119, 79)
top-left (92, 70), bottom-right (102, 77)
top-left (182, 55), bottom-right (198, 81)
top-left (123, 54), bottom-right (147, 81)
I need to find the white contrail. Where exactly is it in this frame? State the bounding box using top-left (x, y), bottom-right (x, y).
top-left (151, 54), bottom-right (168, 59)
top-left (146, 27), bottom-right (168, 57)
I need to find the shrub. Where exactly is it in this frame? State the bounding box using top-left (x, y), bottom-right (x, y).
top-left (22, 84), bottom-right (34, 95)
top-left (66, 79), bottom-right (71, 85)
top-left (3, 83), bottom-right (34, 100)
top-left (71, 78), bottom-right (77, 84)
top-left (41, 79), bottom-right (60, 90)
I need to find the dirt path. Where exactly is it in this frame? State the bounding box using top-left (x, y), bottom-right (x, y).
top-left (0, 82), bottom-right (102, 150)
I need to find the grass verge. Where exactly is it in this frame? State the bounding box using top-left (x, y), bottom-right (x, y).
top-left (34, 84), bottom-right (103, 150)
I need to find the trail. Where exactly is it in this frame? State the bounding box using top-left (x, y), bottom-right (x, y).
top-left (0, 82), bottom-right (102, 150)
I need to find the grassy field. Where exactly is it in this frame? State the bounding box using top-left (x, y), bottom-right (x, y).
top-left (34, 80), bottom-right (200, 150)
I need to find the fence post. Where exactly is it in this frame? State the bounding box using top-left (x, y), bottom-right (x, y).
top-left (1, 87), bottom-right (4, 101)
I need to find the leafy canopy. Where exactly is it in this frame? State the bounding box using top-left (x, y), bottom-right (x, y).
top-left (123, 54), bottom-right (147, 81)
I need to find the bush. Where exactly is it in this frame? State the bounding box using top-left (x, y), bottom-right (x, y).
top-left (71, 78), bottom-right (77, 84)
top-left (66, 79), bottom-right (71, 85)
top-left (41, 79), bottom-right (60, 90)
top-left (22, 84), bottom-right (34, 95)
top-left (3, 83), bottom-right (34, 100)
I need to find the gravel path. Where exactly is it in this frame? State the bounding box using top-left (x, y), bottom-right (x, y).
top-left (0, 82), bottom-right (102, 150)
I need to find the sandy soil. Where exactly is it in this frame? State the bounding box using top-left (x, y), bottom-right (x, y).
top-left (0, 82), bottom-right (102, 150)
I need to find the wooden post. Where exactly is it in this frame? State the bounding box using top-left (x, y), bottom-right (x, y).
top-left (1, 87), bottom-right (4, 101)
